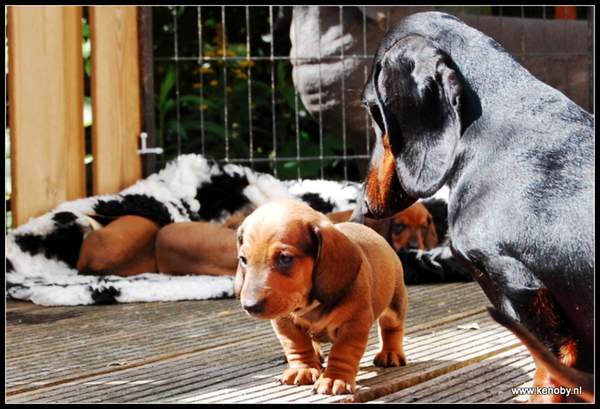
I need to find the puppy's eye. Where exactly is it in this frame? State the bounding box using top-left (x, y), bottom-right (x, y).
top-left (420, 225), bottom-right (428, 234)
top-left (278, 254), bottom-right (294, 266)
top-left (238, 255), bottom-right (247, 268)
top-left (392, 223), bottom-right (406, 234)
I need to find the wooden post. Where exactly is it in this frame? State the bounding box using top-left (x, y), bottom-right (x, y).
top-left (89, 6), bottom-right (142, 196)
top-left (138, 6), bottom-right (158, 178)
top-left (8, 6), bottom-right (86, 228)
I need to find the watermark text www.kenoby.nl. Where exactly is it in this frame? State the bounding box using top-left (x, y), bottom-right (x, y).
top-left (511, 385), bottom-right (582, 398)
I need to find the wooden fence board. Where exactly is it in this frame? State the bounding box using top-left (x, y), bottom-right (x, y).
top-left (89, 6), bottom-right (142, 196)
top-left (7, 6), bottom-right (85, 228)
top-left (8, 5), bottom-right (144, 226)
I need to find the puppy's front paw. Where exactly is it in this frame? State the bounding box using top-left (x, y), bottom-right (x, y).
top-left (277, 367), bottom-right (321, 386)
top-left (373, 350), bottom-right (407, 367)
top-left (312, 374), bottom-right (355, 395)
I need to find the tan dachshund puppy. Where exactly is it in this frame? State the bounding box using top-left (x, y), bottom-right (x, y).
top-left (328, 203), bottom-right (438, 251)
top-left (155, 222), bottom-right (239, 276)
top-left (389, 202), bottom-right (438, 251)
top-left (78, 216), bottom-right (240, 278)
top-left (235, 199), bottom-right (408, 395)
top-left (77, 215), bottom-right (159, 276)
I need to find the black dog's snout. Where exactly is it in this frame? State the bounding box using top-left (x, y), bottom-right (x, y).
top-left (243, 299), bottom-right (266, 316)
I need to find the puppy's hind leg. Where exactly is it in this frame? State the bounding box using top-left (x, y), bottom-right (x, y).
top-left (374, 288), bottom-right (408, 367)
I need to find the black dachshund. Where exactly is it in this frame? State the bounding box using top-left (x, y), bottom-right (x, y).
top-left (355, 12), bottom-right (594, 403)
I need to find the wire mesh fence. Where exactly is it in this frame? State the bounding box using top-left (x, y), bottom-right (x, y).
top-left (146, 6), bottom-right (594, 181)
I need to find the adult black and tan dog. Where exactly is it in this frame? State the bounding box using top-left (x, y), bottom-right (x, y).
top-left (354, 12), bottom-right (594, 403)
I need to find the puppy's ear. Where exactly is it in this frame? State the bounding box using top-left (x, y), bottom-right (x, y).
top-left (375, 35), bottom-right (462, 197)
top-left (424, 215), bottom-right (439, 249)
top-left (233, 226), bottom-right (245, 297)
top-left (309, 222), bottom-right (362, 305)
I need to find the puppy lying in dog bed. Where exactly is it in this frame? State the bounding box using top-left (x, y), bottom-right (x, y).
top-left (75, 199), bottom-right (443, 271)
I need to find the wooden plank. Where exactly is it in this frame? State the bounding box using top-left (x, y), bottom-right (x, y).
top-left (89, 6), bottom-right (142, 196)
top-left (5, 282), bottom-right (536, 403)
top-left (7, 6), bottom-right (85, 228)
top-left (373, 346), bottom-right (535, 403)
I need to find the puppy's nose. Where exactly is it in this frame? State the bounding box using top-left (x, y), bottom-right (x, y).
top-left (407, 242), bottom-right (420, 250)
top-left (242, 299), bottom-right (266, 316)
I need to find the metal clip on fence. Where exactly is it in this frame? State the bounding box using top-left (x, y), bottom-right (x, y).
top-left (136, 132), bottom-right (164, 155)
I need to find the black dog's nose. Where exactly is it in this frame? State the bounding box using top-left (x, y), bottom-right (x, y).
top-left (243, 299), bottom-right (266, 316)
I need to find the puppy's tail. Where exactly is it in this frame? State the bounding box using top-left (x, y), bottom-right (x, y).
top-left (487, 307), bottom-right (594, 402)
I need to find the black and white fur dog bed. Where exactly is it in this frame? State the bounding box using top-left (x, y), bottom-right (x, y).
top-left (5, 154), bottom-right (469, 306)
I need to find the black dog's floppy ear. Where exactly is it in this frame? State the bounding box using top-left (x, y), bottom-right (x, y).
top-left (375, 35), bottom-right (462, 197)
top-left (309, 221), bottom-right (362, 305)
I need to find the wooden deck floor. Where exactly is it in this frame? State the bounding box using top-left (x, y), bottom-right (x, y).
top-left (5, 281), bottom-right (535, 403)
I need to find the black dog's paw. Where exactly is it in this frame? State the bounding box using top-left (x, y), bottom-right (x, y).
top-left (398, 245), bottom-right (473, 284)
